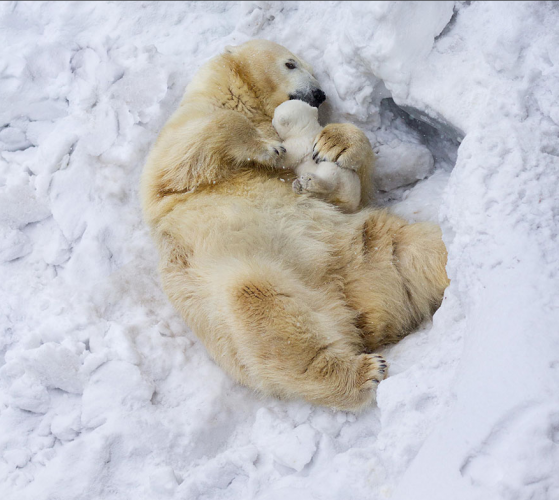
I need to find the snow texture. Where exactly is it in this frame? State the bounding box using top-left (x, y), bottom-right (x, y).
top-left (1, 1), bottom-right (558, 499)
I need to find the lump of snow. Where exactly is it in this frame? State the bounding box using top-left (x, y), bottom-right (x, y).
top-left (374, 140), bottom-right (434, 192)
top-left (7, 373), bottom-right (50, 414)
top-left (16, 343), bottom-right (84, 394)
top-left (149, 467), bottom-right (180, 497)
top-left (0, 227), bottom-right (32, 262)
top-left (0, 184), bottom-right (50, 229)
top-left (81, 361), bottom-right (154, 429)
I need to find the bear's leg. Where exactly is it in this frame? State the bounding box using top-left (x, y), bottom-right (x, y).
top-left (392, 221), bottom-right (450, 320)
top-left (209, 110), bottom-right (287, 169)
top-left (224, 261), bottom-right (388, 411)
top-left (344, 211), bottom-right (449, 351)
top-left (334, 168), bottom-right (362, 212)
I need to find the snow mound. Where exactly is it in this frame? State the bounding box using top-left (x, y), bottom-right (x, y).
top-left (373, 140), bottom-right (434, 192)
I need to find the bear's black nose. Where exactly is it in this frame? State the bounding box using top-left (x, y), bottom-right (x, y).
top-left (311, 88), bottom-right (326, 107)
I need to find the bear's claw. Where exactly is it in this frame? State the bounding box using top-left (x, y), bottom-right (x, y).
top-left (357, 353), bottom-right (389, 391)
top-left (256, 139), bottom-right (287, 167)
top-left (312, 123), bottom-right (371, 171)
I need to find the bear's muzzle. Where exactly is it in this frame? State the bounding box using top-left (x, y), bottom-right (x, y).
top-left (289, 87), bottom-right (326, 108)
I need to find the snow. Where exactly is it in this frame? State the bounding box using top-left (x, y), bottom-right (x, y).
top-left (373, 140), bottom-right (434, 192)
top-left (1, 1), bottom-right (558, 499)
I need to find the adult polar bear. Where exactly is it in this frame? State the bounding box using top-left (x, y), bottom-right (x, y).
top-left (141, 40), bottom-right (449, 411)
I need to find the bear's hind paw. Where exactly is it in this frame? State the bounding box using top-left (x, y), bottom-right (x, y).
top-left (357, 353), bottom-right (388, 391)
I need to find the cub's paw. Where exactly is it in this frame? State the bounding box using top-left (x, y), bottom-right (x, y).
top-left (292, 177), bottom-right (304, 194)
top-left (312, 123), bottom-right (372, 171)
top-left (254, 139), bottom-right (287, 168)
top-left (293, 173), bottom-right (331, 195)
top-left (298, 173), bottom-right (318, 192)
top-left (357, 353), bottom-right (388, 391)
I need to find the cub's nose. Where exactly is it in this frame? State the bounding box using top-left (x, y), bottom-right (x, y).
top-left (311, 88), bottom-right (326, 107)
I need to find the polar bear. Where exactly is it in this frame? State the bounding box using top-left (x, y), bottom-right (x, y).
top-left (140, 40), bottom-right (449, 411)
top-left (272, 100), bottom-right (369, 212)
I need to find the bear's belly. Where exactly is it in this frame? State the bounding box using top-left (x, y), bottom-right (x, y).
top-left (163, 182), bottom-right (356, 285)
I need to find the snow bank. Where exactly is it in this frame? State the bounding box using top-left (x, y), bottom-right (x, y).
top-left (1, 2), bottom-right (558, 500)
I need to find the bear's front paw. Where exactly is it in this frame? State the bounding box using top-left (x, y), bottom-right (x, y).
top-left (254, 139), bottom-right (287, 168)
top-left (312, 123), bottom-right (372, 171)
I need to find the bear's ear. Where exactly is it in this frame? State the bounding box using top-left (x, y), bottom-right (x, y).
top-left (278, 116), bottom-right (290, 128)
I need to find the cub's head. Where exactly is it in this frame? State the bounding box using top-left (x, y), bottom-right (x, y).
top-left (272, 100), bottom-right (319, 140)
top-left (223, 40), bottom-right (326, 113)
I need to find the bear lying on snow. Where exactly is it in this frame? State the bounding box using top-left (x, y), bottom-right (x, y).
top-left (141, 40), bottom-right (449, 411)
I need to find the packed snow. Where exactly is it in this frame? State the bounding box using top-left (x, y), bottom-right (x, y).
top-left (1, 2), bottom-right (558, 499)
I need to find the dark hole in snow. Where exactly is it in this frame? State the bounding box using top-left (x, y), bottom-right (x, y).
top-left (372, 98), bottom-right (462, 216)
top-left (380, 97), bottom-right (462, 170)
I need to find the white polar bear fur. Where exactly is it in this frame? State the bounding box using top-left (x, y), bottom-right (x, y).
top-left (273, 100), bottom-right (362, 212)
top-left (140, 40), bottom-right (449, 412)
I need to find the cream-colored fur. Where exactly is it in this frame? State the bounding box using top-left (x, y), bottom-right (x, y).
top-left (273, 100), bottom-right (366, 212)
top-left (140, 40), bottom-right (449, 411)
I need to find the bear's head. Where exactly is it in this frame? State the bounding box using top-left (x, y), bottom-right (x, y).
top-left (272, 100), bottom-right (319, 140)
top-left (224, 40), bottom-right (326, 112)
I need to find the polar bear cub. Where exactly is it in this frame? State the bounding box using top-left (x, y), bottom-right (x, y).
top-left (273, 100), bottom-right (362, 212)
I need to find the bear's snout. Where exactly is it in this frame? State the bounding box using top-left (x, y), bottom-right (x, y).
top-left (289, 87), bottom-right (326, 108)
top-left (311, 88), bottom-right (326, 107)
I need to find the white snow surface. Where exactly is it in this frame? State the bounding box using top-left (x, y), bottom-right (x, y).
top-left (1, 2), bottom-right (558, 499)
